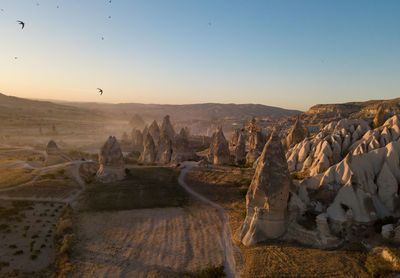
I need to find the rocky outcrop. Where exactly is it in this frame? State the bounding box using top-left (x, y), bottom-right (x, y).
top-left (131, 128), bottom-right (143, 151)
top-left (208, 127), bottom-right (230, 165)
top-left (171, 128), bottom-right (198, 163)
top-left (373, 105), bottom-right (385, 128)
top-left (236, 130), bottom-right (291, 246)
top-left (139, 133), bottom-right (157, 164)
top-left (148, 120), bottom-right (160, 145)
top-left (161, 115), bottom-right (175, 141)
top-left (286, 118), bottom-right (371, 175)
top-left (156, 130), bottom-right (173, 164)
top-left (44, 140), bottom-right (70, 166)
top-left (245, 119), bottom-right (265, 164)
top-left (96, 136), bottom-right (125, 182)
top-left (285, 117), bottom-right (308, 149)
top-left (230, 127), bottom-right (247, 148)
top-left (297, 115), bottom-right (400, 224)
top-left (234, 134), bottom-right (246, 164)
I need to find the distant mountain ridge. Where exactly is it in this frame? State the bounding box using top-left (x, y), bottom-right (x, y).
top-left (306, 97), bottom-right (400, 118)
top-left (57, 101), bottom-right (301, 121)
top-left (281, 97), bottom-right (400, 128)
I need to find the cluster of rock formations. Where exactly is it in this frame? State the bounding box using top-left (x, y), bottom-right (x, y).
top-left (282, 115), bottom-right (400, 245)
top-left (96, 136), bottom-right (126, 182)
top-left (236, 112), bottom-right (400, 248)
top-left (228, 118), bottom-right (270, 165)
top-left (286, 116), bottom-right (400, 176)
top-left (133, 115), bottom-right (197, 164)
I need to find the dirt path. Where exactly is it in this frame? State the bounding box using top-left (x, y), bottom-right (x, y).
top-left (179, 162), bottom-right (241, 278)
top-left (0, 160), bottom-right (87, 204)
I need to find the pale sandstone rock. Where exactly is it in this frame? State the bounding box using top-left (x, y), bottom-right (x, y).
top-left (139, 133), bottom-right (157, 164)
top-left (236, 130), bottom-right (291, 246)
top-left (208, 127), bottom-right (230, 165)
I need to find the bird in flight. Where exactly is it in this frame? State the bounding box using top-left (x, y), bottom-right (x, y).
top-left (17, 20), bottom-right (25, 29)
top-left (97, 88), bottom-right (103, 95)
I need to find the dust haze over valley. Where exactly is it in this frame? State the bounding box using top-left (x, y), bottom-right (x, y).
top-left (2, 0), bottom-right (400, 278)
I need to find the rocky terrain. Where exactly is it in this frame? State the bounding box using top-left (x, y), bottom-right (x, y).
top-left (281, 97), bottom-right (400, 132)
top-left (3, 95), bottom-right (400, 277)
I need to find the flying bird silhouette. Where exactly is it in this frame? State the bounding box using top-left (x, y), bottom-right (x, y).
top-left (17, 20), bottom-right (25, 29)
top-left (97, 88), bottom-right (103, 95)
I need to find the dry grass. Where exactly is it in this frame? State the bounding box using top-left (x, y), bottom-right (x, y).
top-left (0, 167), bottom-right (38, 189)
top-left (239, 243), bottom-right (368, 278)
top-left (82, 167), bottom-right (190, 211)
top-left (1, 179), bottom-right (80, 200)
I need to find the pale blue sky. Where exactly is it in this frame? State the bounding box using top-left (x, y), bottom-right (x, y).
top-left (0, 0), bottom-right (399, 110)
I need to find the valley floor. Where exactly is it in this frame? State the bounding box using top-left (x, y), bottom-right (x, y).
top-left (69, 206), bottom-right (224, 278)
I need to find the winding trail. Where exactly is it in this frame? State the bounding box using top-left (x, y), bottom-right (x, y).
top-left (0, 160), bottom-right (88, 204)
top-left (178, 161), bottom-right (241, 278)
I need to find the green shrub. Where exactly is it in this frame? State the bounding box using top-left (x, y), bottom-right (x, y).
top-left (239, 187), bottom-right (248, 199)
top-left (30, 240), bottom-right (36, 251)
top-left (13, 250), bottom-right (23, 255)
top-left (241, 178), bottom-right (252, 186)
top-left (196, 265), bottom-right (225, 278)
top-left (59, 233), bottom-right (76, 254)
top-left (30, 254), bottom-right (38, 260)
top-left (231, 181), bottom-right (240, 187)
top-left (57, 169), bottom-right (65, 175)
top-left (8, 244), bottom-right (17, 249)
top-left (0, 261), bottom-right (10, 269)
top-left (0, 224), bottom-right (9, 231)
top-left (365, 253), bottom-right (393, 277)
top-left (41, 173), bottom-right (56, 179)
top-left (374, 216), bottom-right (396, 233)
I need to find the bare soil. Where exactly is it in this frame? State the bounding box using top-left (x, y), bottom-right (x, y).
top-left (0, 200), bottom-right (65, 277)
top-left (69, 206), bottom-right (224, 278)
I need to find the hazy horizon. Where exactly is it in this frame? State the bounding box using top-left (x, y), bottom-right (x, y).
top-left (1, 0), bottom-right (400, 110)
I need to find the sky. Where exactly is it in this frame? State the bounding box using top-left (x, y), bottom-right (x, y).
top-left (0, 0), bottom-right (399, 111)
